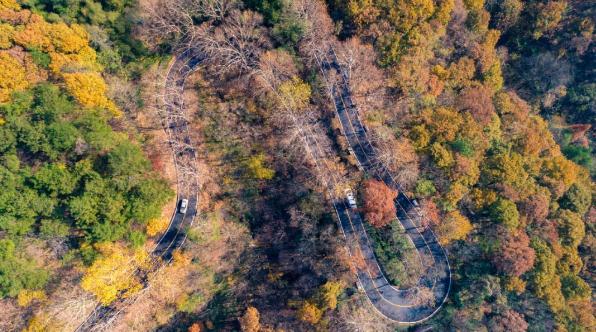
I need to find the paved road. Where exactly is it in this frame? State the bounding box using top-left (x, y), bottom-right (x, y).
top-left (76, 43), bottom-right (449, 329)
top-left (316, 49), bottom-right (451, 324)
top-left (75, 50), bottom-right (203, 331)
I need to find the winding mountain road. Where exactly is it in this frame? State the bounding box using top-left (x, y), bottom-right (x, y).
top-left (75, 50), bottom-right (203, 331)
top-left (77, 43), bottom-right (449, 329)
top-left (315, 49), bottom-right (451, 324)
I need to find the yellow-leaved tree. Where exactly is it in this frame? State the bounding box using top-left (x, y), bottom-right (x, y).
top-left (81, 243), bottom-right (149, 305)
top-left (0, 0), bottom-right (20, 10)
top-left (0, 51), bottom-right (27, 102)
top-left (63, 72), bottom-right (118, 114)
top-left (277, 76), bottom-right (311, 111)
top-left (297, 301), bottom-right (323, 325)
top-left (239, 306), bottom-right (261, 332)
top-left (0, 0), bottom-right (120, 116)
top-left (146, 217), bottom-right (170, 237)
top-left (0, 23), bottom-right (14, 49)
top-left (436, 210), bottom-right (473, 244)
top-left (246, 153), bottom-right (275, 180)
top-left (17, 289), bottom-right (46, 307)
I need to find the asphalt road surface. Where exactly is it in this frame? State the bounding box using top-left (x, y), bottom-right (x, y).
top-left (318, 49), bottom-right (451, 324)
top-left (75, 50), bottom-right (202, 332)
top-left (77, 44), bottom-right (449, 330)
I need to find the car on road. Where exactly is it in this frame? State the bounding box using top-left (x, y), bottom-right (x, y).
top-left (356, 280), bottom-right (364, 292)
top-left (179, 199), bottom-right (188, 214)
top-left (345, 189), bottom-right (357, 209)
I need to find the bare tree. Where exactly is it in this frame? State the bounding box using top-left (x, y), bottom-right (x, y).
top-left (195, 0), bottom-right (239, 21)
top-left (333, 37), bottom-right (387, 112)
top-left (138, 0), bottom-right (197, 48)
top-left (255, 49), bottom-right (299, 93)
top-left (106, 76), bottom-right (139, 116)
top-left (292, 0), bottom-right (335, 60)
top-left (138, 0), bottom-right (238, 50)
top-left (375, 138), bottom-right (420, 189)
top-left (331, 296), bottom-right (396, 332)
top-left (194, 10), bottom-right (270, 77)
top-left (409, 286), bottom-right (435, 307)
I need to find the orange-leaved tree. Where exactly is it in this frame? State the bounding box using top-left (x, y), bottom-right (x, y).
top-left (362, 179), bottom-right (398, 228)
top-left (239, 306), bottom-right (260, 332)
top-left (0, 0), bottom-right (120, 116)
top-left (491, 227), bottom-right (536, 277)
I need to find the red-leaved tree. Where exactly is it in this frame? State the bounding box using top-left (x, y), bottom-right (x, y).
top-left (491, 228), bottom-right (536, 277)
top-left (488, 309), bottom-right (529, 332)
top-left (362, 179), bottom-right (398, 228)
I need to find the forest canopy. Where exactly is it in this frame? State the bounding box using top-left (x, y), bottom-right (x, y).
top-left (0, 0), bottom-right (171, 304)
top-left (0, 0), bottom-right (593, 331)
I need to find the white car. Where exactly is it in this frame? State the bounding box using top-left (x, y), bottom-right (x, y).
top-left (345, 189), bottom-right (357, 209)
top-left (179, 199), bottom-right (188, 214)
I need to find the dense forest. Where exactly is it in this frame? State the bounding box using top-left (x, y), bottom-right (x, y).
top-left (0, 0), bottom-right (593, 331)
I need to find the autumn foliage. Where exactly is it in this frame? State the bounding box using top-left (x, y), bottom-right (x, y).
top-left (491, 228), bottom-right (536, 277)
top-left (361, 179), bottom-right (398, 228)
top-left (239, 306), bottom-right (260, 332)
top-left (488, 309), bottom-right (529, 332)
top-left (436, 210), bottom-right (473, 244)
top-left (295, 280), bottom-right (345, 325)
top-left (81, 243), bottom-right (149, 305)
top-left (0, 52), bottom-right (28, 102)
top-left (146, 217), bottom-right (170, 237)
top-left (62, 72), bottom-right (118, 114)
top-left (0, 0), bottom-right (119, 115)
top-left (297, 301), bottom-right (323, 325)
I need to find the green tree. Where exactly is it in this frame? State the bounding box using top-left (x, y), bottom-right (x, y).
top-left (75, 110), bottom-right (121, 151)
top-left (564, 83), bottom-right (595, 123)
top-left (246, 153), bottom-right (275, 180)
top-left (561, 144), bottom-right (592, 170)
top-left (529, 238), bottom-right (565, 312)
top-left (244, 0), bottom-right (284, 25)
top-left (556, 209), bottom-right (585, 248)
top-left (415, 179), bottom-right (436, 197)
top-left (128, 230), bottom-right (146, 249)
top-left (39, 219), bottom-right (70, 238)
top-left (489, 198), bottom-right (520, 231)
top-left (449, 137), bottom-right (475, 157)
top-left (270, 2), bottom-right (306, 46)
top-left (31, 84), bottom-right (74, 122)
top-left (126, 178), bottom-right (173, 223)
top-left (561, 274), bottom-right (591, 301)
top-left (46, 121), bottom-right (79, 153)
top-left (559, 183), bottom-right (591, 215)
top-left (31, 163), bottom-right (78, 197)
top-left (0, 239), bottom-right (49, 298)
top-left (106, 142), bottom-right (150, 182)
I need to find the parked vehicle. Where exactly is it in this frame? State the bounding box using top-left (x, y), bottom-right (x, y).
top-left (179, 198), bottom-right (188, 214)
top-left (345, 189), bottom-right (357, 209)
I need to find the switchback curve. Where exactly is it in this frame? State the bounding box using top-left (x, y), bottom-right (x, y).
top-left (315, 48), bottom-right (451, 324)
top-left (75, 50), bottom-right (202, 331)
top-left (76, 44), bottom-right (449, 329)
